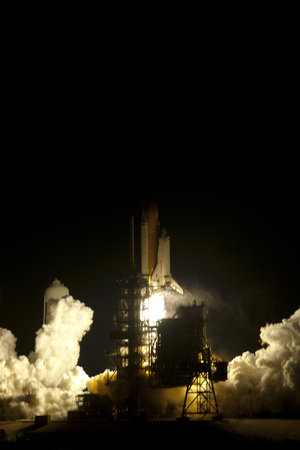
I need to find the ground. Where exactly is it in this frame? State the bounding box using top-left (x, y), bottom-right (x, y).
top-left (1, 418), bottom-right (300, 449)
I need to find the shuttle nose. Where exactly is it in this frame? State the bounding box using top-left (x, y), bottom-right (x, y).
top-left (142, 197), bottom-right (158, 222)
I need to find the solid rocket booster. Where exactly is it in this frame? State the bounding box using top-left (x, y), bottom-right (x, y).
top-left (141, 198), bottom-right (183, 294)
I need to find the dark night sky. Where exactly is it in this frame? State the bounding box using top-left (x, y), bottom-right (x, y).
top-left (1, 23), bottom-right (298, 376)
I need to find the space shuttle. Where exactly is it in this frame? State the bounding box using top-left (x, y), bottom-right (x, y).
top-left (141, 198), bottom-right (183, 295)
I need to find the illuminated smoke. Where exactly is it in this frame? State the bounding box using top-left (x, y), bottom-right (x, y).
top-left (87, 370), bottom-right (116, 396)
top-left (216, 307), bottom-right (300, 417)
top-left (0, 328), bottom-right (17, 359)
top-left (0, 296), bottom-right (93, 420)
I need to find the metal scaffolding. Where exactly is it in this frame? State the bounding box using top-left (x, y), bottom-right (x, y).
top-left (182, 367), bottom-right (220, 418)
top-left (153, 302), bottom-right (227, 418)
top-left (111, 273), bottom-right (149, 378)
top-left (109, 272), bottom-right (150, 416)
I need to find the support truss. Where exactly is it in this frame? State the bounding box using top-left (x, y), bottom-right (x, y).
top-left (182, 372), bottom-right (219, 419)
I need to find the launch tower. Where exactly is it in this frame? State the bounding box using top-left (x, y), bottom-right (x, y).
top-left (108, 217), bottom-right (150, 416)
top-left (108, 200), bottom-right (227, 419)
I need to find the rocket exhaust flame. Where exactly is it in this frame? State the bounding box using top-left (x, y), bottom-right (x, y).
top-left (142, 292), bottom-right (166, 326)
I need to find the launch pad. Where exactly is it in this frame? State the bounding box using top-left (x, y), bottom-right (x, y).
top-left (104, 199), bottom-right (228, 420)
top-left (47, 198), bottom-right (229, 421)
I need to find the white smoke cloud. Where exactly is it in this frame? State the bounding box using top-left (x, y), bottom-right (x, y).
top-left (0, 295), bottom-right (93, 420)
top-left (216, 307), bottom-right (300, 417)
top-left (0, 328), bottom-right (17, 359)
top-left (164, 291), bottom-right (192, 318)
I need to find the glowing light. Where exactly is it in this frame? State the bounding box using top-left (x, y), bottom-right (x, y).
top-left (137, 291), bottom-right (167, 375)
top-left (87, 369), bottom-right (116, 395)
top-left (147, 292), bottom-right (165, 325)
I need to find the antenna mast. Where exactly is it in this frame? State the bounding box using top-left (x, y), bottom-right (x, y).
top-left (130, 216), bottom-right (135, 269)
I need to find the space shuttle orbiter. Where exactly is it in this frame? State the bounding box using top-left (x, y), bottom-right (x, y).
top-left (141, 198), bottom-right (183, 295)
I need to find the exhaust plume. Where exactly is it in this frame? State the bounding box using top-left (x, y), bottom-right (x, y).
top-left (216, 307), bottom-right (300, 417)
top-left (0, 295), bottom-right (93, 420)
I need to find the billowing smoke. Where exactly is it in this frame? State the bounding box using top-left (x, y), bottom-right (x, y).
top-left (6, 284), bottom-right (295, 420)
top-left (88, 371), bottom-right (185, 417)
top-left (165, 292), bottom-right (300, 417)
top-left (87, 370), bottom-right (115, 396)
top-left (0, 296), bottom-right (93, 420)
top-left (216, 307), bottom-right (300, 417)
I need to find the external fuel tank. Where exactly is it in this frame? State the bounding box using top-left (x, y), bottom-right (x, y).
top-left (141, 198), bottom-right (159, 278)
